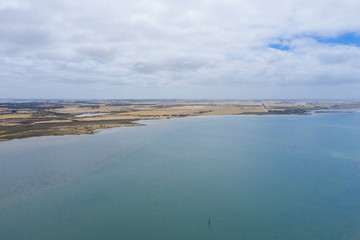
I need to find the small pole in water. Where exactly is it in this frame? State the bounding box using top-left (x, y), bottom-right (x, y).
top-left (208, 217), bottom-right (210, 225)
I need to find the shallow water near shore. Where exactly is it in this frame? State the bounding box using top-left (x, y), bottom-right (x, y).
top-left (1, 112), bottom-right (360, 239)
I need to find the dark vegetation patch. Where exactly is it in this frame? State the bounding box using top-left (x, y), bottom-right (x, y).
top-left (0, 119), bottom-right (139, 135)
top-left (0, 102), bottom-right (65, 110)
top-left (330, 104), bottom-right (360, 109)
top-left (78, 105), bottom-right (100, 109)
top-left (267, 109), bottom-right (308, 114)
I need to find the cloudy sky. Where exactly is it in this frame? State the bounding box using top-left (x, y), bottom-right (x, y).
top-left (1, 0), bottom-right (360, 99)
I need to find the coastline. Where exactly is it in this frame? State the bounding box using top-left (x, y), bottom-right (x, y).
top-left (1, 99), bottom-right (360, 142)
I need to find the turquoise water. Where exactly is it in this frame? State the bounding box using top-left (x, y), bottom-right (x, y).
top-left (1, 112), bottom-right (360, 239)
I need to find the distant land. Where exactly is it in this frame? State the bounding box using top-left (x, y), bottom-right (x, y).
top-left (1, 99), bottom-right (360, 142)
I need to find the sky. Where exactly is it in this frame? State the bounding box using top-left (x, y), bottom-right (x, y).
top-left (1, 0), bottom-right (360, 99)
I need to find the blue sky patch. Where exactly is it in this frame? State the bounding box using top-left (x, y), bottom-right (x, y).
top-left (314, 32), bottom-right (360, 46)
top-left (268, 43), bottom-right (290, 51)
top-left (269, 32), bottom-right (360, 50)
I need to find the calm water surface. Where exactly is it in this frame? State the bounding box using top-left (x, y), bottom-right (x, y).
top-left (1, 112), bottom-right (360, 240)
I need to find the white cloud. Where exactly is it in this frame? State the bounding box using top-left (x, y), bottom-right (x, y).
top-left (0, 1), bottom-right (28, 11)
top-left (1, 0), bottom-right (360, 98)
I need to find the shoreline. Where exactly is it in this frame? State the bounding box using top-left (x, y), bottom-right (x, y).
top-left (1, 100), bottom-right (360, 142)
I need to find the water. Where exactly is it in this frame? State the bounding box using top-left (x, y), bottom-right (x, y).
top-left (1, 112), bottom-right (360, 239)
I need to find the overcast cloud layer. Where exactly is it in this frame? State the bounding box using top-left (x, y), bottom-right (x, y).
top-left (1, 0), bottom-right (360, 99)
